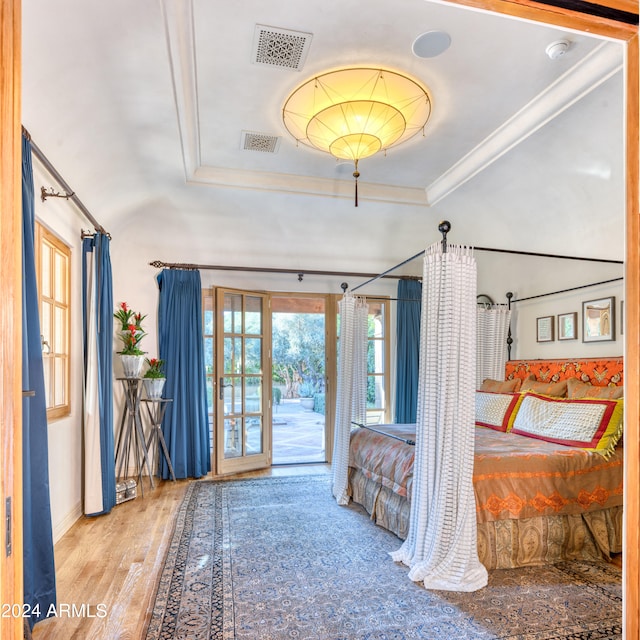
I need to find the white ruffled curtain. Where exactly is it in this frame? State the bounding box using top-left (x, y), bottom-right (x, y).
top-left (332, 293), bottom-right (368, 505)
top-left (391, 242), bottom-right (488, 592)
top-left (476, 306), bottom-right (512, 387)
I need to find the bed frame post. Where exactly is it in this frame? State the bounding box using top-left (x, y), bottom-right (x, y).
top-left (438, 220), bottom-right (451, 253)
top-left (506, 292), bottom-right (513, 360)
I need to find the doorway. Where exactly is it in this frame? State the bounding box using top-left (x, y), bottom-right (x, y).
top-left (271, 295), bottom-right (328, 465)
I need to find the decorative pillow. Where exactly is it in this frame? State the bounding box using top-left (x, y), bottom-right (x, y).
top-left (475, 392), bottom-right (524, 432)
top-left (511, 392), bottom-right (624, 456)
top-left (480, 378), bottom-right (522, 393)
top-left (567, 377), bottom-right (624, 400)
top-left (520, 376), bottom-right (568, 397)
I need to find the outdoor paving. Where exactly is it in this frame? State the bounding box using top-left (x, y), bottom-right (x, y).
top-left (272, 399), bottom-right (326, 465)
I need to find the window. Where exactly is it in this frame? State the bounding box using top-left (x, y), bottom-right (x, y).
top-left (202, 289), bottom-right (215, 454)
top-left (336, 297), bottom-right (391, 426)
top-left (366, 300), bottom-right (390, 424)
top-left (36, 223), bottom-right (71, 419)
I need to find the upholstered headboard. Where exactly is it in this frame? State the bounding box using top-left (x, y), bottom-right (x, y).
top-left (505, 358), bottom-right (624, 387)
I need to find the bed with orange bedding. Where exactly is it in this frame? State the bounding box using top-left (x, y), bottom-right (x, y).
top-left (348, 358), bottom-right (624, 570)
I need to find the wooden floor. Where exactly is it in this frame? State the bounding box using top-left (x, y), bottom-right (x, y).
top-left (32, 464), bottom-right (330, 640)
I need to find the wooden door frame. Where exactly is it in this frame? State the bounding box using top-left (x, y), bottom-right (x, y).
top-left (443, 1), bottom-right (638, 636)
top-left (4, 0), bottom-right (637, 637)
top-left (0, 1), bottom-right (24, 639)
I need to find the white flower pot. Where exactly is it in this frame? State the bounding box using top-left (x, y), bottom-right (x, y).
top-left (300, 397), bottom-right (314, 411)
top-left (143, 378), bottom-right (166, 400)
top-left (120, 354), bottom-right (145, 378)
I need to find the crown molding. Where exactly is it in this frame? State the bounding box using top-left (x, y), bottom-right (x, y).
top-left (425, 40), bottom-right (623, 205)
top-left (190, 166), bottom-right (429, 205)
top-left (161, 0), bottom-right (621, 206)
top-left (160, 0), bottom-right (200, 180)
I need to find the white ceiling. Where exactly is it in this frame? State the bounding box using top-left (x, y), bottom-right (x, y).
top-left (21, 0), bottom-right (626, 280)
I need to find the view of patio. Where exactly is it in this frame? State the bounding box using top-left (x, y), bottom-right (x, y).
top-left (272, 399), bottom-right (326, 465)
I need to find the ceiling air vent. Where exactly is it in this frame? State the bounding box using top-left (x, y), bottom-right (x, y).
top-left (241, 131), bottom-right (281, 154)
top-left (252, 25), bottom-right (312, 71)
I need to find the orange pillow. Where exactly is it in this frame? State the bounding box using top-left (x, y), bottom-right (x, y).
top-left (567, 377), bottom-right (624, 400)
top-left (480, 378), bottom-right (522, 393)
top-left (520, 376), bottom-right (567, 397)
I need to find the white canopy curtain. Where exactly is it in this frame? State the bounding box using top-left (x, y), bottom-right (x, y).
top-left (391, 242), bottom-right (488, 592)
top-left (476, 306), bottom-right (512, 387)
top-left (332, 293), bottom-right (368, 505)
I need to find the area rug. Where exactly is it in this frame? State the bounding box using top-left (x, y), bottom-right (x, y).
top-left (145, 475), bottom-right (622, 640)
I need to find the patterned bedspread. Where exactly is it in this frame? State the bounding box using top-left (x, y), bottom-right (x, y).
top-left (348, 424), bottom-right (623, 524)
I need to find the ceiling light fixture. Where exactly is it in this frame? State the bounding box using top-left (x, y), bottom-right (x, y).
top-left (282, 67), bottom-right (432, 205)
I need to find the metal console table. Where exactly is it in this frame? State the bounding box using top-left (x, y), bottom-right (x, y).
top-left (141, 398), bottom-right (176, 482)
top-left (115, 377), bottom-right (155, 494)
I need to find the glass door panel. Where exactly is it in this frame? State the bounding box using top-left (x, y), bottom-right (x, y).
top-left (216, 289), bottom-right (271, 474)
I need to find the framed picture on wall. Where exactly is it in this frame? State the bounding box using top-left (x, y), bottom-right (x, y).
top-left (558, 312), bottom-right (577, 341)
top-left (583, 296), bottom-right (615, 342)
top-left (536, 316), bottom-right (554, 342)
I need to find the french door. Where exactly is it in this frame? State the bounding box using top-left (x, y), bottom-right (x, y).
top-left (214, 288), bottom-right (271, 475)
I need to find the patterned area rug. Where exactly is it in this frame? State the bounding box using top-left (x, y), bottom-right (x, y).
top-left (145, 475), bottom-right (622, 640)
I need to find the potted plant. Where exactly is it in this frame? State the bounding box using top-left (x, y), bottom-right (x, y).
top-left (143, 357), bottom-right (165, 399)
top-left (114, 302), bottom-right (147, 377)
top-left (298, 383), bottom-right (315, 411)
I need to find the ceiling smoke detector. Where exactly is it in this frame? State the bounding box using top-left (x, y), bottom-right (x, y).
top-left (546, 39), bottom-right (571, 60)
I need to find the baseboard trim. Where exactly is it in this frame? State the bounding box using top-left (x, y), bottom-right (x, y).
top-left (53, 502), bottom-right (82, 544)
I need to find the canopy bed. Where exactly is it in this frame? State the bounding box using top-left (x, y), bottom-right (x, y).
top-left (332, 223), bottom-right (624, 589)
top-left (348, 357), bottom-right (624, 570)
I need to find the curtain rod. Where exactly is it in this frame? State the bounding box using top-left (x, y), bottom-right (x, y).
top-left (22, 126), bottom-right (109, 237)
top-left (352, 243), bottom-right (623, 293)
top-left (505, 275), bottom-right (625, 360)
top-left (352, 221), bottom-right (453, 292)
top-left (148, 260), bottom-right (420, 283)
top-left (351, 250), bottom-right (425, 293)
top-left (475, 245), bottom-right (623, 265)
top-left (507, 276), bottom-right (624, 305)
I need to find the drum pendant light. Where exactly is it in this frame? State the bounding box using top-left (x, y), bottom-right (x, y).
top-left (282, 67), bottom-right (432, 206)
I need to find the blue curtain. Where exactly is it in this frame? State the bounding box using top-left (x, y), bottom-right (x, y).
top-left (394, 279), bottom-right (422, 424)
top-left (22, 135), bottom-right (56, 626)
top-left (157, 269), bottom-right (210, 478)
top-left (82, 233), bottom-right (116, 515)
